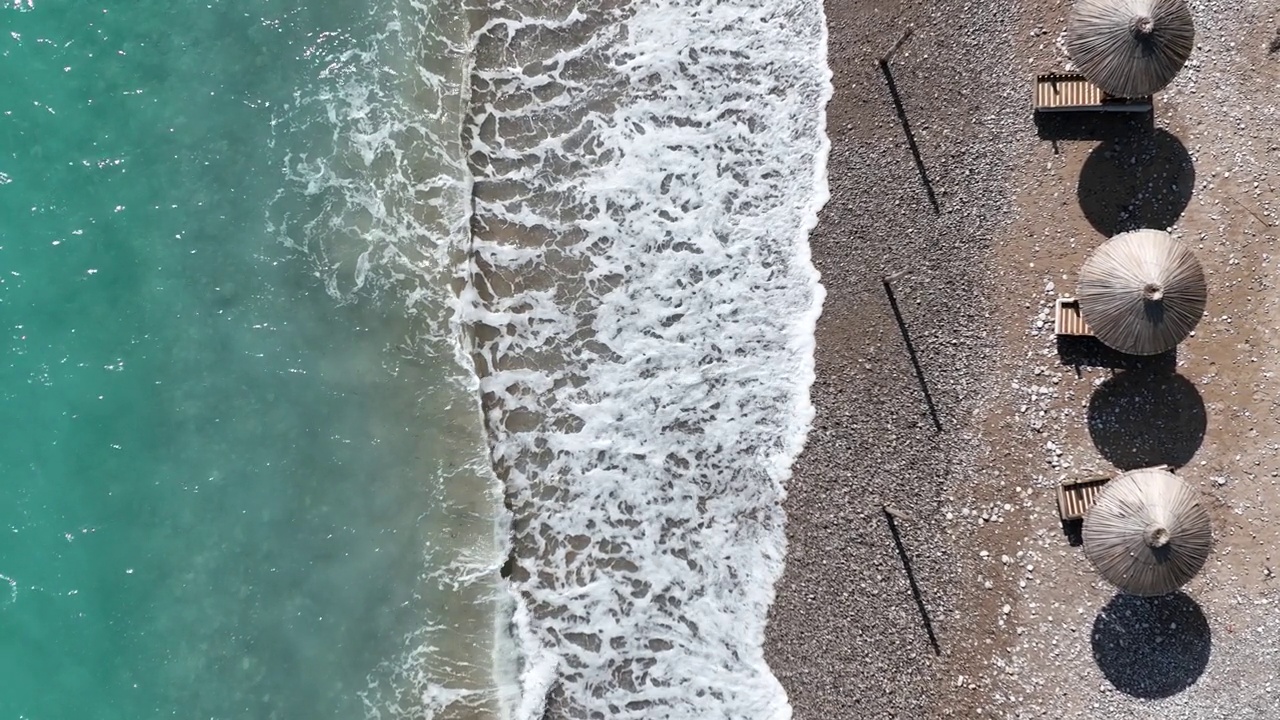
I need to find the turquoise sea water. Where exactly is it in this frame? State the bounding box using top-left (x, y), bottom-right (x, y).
top-left (1, 2), bottom-right (503, 719)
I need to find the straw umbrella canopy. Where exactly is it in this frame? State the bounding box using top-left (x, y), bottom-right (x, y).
top-left (1083, 468), bottom-right (1212, 596)
top-left (1077, 229), bottom-right (1206, 356)
top-left (1066, 0), bottom-right (1196, 98)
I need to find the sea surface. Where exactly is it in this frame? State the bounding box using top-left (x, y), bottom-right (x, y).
top-left (0, 0), bottom-right (830, 717)
top-left (1, 1), bottom-right (507, 719)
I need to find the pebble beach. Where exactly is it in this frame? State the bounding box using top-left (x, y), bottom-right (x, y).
top-left (764, 1), bottom-right (1280, 718)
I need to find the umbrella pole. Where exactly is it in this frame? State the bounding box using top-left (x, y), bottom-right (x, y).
top-left (880, 26), bottom-right (915, 65)
top-left (882, 503), bottom-right (916, 522)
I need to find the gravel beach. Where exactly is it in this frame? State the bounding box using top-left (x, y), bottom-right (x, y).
top-left (764, 1), bottom-right (1280, 718)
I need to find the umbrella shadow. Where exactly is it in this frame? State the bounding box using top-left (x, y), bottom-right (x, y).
top-left (1056, 335), bottom-right (1177, 372)
top-left (1078, 128), bottom-right (1195, 235)
top-left (1087, 370), bottom-right (1205, 470)
top-left (1091, 591), bottom-right (1211, 699)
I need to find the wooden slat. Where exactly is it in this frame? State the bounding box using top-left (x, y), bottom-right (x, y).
top-left (1035, 74), bottom-right (1102, 110)
top-left (1057, 477), bottom-right (1110, 521)
top-left (1033, 72), bottom-right (1152, 113)
top-left (1057, 465), bottom-right (1175, 521)
top-left (1054, 297), bottom-right (1093, 336)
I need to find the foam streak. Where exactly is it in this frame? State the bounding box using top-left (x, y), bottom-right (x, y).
top-left (462, 0), bottom-right (831, 716)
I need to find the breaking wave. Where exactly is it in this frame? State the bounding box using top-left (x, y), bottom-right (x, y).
top-left (461, 0), bottom-right (830, 717)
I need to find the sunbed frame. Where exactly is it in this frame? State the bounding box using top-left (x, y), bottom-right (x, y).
top-left (1034, 73), bottom-right (1152, 113)
top-left (1057, 465), bottom-right (1172, 522)
top-left (1054, 297), bottom-right (1093, 337)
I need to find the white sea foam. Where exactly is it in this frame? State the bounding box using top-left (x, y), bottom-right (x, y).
top-left (268, 3), bottom-right (515, 719)
top-left (463, 0), bottom-right (831, 717)
top-left (0, 573), bottom-right (16, 605)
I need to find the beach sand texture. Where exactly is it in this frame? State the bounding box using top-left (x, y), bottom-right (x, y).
top-left (765, 0), bottom-right (1280, 718)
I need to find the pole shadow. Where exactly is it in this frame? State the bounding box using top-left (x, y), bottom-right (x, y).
top-left (877, 60), bottom-right (940, 215)
top-left (883, 279), bottom-right (942, 432)
top-left (883, 507), bottom-right (941, 656)
top-left (1086, 370), bottom-right (1206, 470)
top-left (1078, 128), bottom-right (1195, 235)
top-left (1091, 591), bottom-right (1211, 699)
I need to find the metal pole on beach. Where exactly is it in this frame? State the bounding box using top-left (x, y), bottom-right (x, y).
top-left (882, 504), bottom-right (915, 522)
top-left (880, 27), bottom-right (915, 65)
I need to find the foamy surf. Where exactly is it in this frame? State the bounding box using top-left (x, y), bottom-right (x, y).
top-left (462, 0), bottom-right (831, 716)
top-left (264, 0), bottom-right (829, 715)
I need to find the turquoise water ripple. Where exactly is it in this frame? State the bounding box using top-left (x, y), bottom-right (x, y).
top-left (1, 3), bottom-right (498, 718)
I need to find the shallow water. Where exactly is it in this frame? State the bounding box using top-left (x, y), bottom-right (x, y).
top-left (0, 2), bottom-right (504, 719)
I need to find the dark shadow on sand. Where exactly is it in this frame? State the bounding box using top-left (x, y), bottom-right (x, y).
top-left (1086, 371), bottom-right (1206, 471)
top-left (1060, 517), bottom-right (1084, 547)
top-left (883, 508), bottom-right (941, 656)
top-left (1092, 591), bottom-right (1211, 699)
top-left (884, 278), bottom-right (942, 433)
top-left (1035, 110), bottom-right (1153, 144)
top-left (877, 60), bottom-right (940, 215)
top-left (1056, 335), bottom-right (1177, 373)
top-left (1078, 128), bottom-right (1194, 236)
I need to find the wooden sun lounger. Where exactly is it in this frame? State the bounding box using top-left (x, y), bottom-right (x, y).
top-left (1034, 73), bottom-right (1152, 113)
top-left (1054, 297), bottom-right (1093, 337)
top-left (1056, 476), bottom-right (1111, 522)
top-left (1057, 465), bottom-right (1171, 521)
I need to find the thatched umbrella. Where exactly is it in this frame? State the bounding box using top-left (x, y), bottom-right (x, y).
top-left (1066, 0), bottom-right (1196, 98)
top-left (1077, 229), bottom-right (1206, 356)
top-left (1083, 468), bottom-right (1212, 596)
